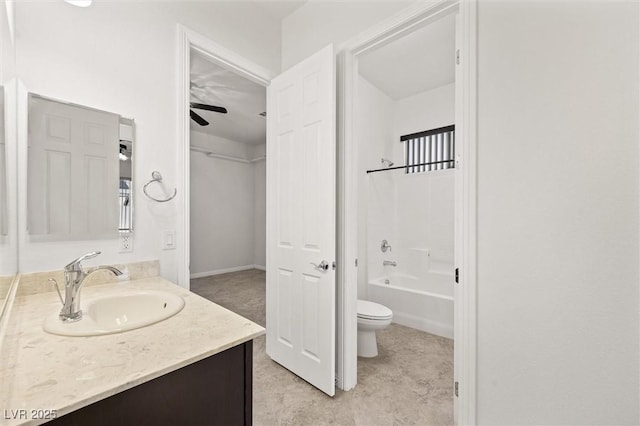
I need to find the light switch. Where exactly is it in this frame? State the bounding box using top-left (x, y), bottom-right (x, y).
top-left (161, 230), bottom-right (176, 250)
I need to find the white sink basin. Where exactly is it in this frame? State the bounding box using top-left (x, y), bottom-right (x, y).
top-left (44, 290), bottom-right (185, 337)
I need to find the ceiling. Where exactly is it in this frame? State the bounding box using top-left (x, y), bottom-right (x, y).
top-left (190, 48), bottom-right (266, 145)
top-left (250, 0), bottom-right (307, 21)
top-left (358, 13), bottom-right (456, 100)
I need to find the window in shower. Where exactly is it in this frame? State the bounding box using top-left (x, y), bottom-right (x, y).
top-left (402, 125), bottom-right (455, 174)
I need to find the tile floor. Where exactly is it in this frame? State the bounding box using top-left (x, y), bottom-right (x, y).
top-left (191, 269), bottom-right (454, 425)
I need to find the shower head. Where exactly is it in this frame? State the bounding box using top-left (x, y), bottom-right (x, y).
top-left (381, 158), bottom-right (394, 167)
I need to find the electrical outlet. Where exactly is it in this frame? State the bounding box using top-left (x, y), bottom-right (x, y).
top-left (120, 234), bottom-right (133, 253)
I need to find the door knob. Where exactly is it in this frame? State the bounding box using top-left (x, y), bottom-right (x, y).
top-left (310, 261), bottom-right (329, 272)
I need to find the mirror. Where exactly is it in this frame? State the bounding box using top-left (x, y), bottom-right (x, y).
top-left (0, 1), bottom-right (18, 310)
top-left (26, 93), bottom-right (134, 241)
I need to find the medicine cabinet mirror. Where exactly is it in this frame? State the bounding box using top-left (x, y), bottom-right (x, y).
top-left (27, 93), bottom-right (134, 241)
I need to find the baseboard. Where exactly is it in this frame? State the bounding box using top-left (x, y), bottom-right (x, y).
top-left (190, 265), bottom-right (255, 279)
top-left (253, 264), bottom-right (266, 271)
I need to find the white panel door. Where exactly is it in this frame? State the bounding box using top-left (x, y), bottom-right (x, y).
top-left (28, 95), bottom-right (119, 238)
top-left (266, 44), bottom-right (336, 396)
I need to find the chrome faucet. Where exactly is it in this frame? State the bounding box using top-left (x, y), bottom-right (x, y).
top-left (383, 260), bottom-right (397, 267)
top-left (55, 251), bottom-right (122, 322)
top-left (381, 240), bottom-right (392, 253)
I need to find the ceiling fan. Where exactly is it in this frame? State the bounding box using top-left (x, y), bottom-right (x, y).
top-left (189, 102), bottom-right (228, 126)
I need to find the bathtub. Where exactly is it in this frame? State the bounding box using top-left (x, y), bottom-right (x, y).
top-left (368, 273), bottom-right (454, 339)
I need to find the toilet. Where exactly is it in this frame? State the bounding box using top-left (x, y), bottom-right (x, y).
top-left (357, 299), bottom-right (393, 358)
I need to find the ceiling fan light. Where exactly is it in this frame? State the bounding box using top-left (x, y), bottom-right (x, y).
top-left (64, 0), bottom-right (93, 7)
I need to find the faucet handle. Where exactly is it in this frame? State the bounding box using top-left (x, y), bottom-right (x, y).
top-left (64, 251), bottom-right (101, 272)
top-left (48, 278), bottom-right (64, 306)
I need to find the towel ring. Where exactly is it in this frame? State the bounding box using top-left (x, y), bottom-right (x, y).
top-left (143, 171), bottom-right (177, 203)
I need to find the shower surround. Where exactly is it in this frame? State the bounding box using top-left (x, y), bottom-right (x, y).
top-left (366, 168), bottom-right (454, 339)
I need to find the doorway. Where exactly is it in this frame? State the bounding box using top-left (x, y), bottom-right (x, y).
top-left (338, 1), bottom-right (477, 423)
top-left (187, 46), bottom-right (267, 323)
top-left (176, 28), bottom-right (273, 292)
top-left (188, 48), bottom-right (267, 278)
top-left (177, 0), bottom-right (479, 420)
top-left (350, 7), bottom-right (457, 423)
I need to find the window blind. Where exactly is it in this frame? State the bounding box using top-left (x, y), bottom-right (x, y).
top-left (402, 125), bottom-right (455, 174)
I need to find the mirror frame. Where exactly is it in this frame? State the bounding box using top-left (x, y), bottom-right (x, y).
top-left (118, 116), bottom-right (135, 235)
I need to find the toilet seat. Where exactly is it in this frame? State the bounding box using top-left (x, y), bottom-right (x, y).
top-left (357, 299), bottom-right (393, 321)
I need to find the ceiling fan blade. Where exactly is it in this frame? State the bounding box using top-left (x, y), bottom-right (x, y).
top-left (190, 110), bottom-right (209, 126)
top-left (190, 102), bottom-right (228, 114)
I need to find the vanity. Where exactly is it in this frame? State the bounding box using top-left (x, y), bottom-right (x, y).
top-left (0, 270), bottom-right (264, 426)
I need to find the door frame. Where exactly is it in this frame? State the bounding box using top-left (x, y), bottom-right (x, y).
top-left (176, 25), bottom-right (273, 289)
top-left (337, 0), bottom-right (478, 422)
top-left (176, 26), bottom-right (347, 391)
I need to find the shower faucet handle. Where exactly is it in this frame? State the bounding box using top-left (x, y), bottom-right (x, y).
top-left (381, 240), bottom-right (392, 253)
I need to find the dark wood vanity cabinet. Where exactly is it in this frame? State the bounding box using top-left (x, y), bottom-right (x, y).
top-left (50, 341), bottom-right (253, 426)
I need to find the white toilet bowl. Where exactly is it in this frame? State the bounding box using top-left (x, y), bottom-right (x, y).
top-left (357, 299), bottom-right (393, 358)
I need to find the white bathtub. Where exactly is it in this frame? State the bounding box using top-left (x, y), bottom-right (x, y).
top-left (368, 273), bottom-right (454, 339)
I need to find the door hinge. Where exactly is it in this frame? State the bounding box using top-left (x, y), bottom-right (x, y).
top-left (355, 258), bottom-right (358, 267)
top-left (454, 381), bottom-right (459, 397)
top-left (456, 49), bottom-right (460, 65)
top-left (455, 268), bottom-right (459, 283)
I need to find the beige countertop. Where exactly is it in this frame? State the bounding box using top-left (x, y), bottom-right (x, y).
top-left (0, 277), bottom-right (265, 425)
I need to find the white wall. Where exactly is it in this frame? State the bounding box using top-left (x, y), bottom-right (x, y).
top-left (287, 1), bottom-right (640, 423)
top-left (476, 2), bottom-right (639, 423)
top-left (391, 83), bottom-right (455, 163)
top-left (192, 132), bottom-right (251, 159)
top-left (356, 76), bottom-right (394, 298)
top-left (281, 1), bottom-right (412, 69)
top-left (14, 1), bottom-right (281, 280)
top-left (250, 142), bottom-right (266, 268)
top-left (190, 131), bottom-right (265, 276)
top-left (393, 83), bottom-right (455, 276)
top-left (190, 132), bottom-right (252, 276)
top-left (253, 158), bottom-right (266, 268)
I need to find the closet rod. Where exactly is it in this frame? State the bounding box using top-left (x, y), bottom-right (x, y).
top-left (190, 146), bottom-right (265, 164)
top-left (366, 159), bottom-right (454, 174)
